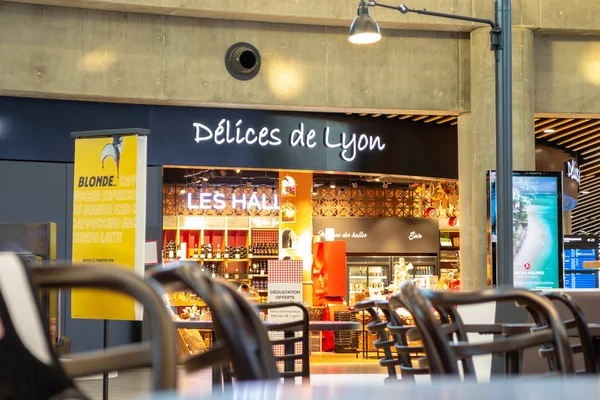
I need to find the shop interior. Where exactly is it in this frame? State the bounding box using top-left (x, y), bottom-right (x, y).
top-left (160, 166), bottom-right (461, 359)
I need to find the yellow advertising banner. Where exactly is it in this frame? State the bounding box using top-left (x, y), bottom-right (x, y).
top-left (71, 134), bottom-right (147, 321)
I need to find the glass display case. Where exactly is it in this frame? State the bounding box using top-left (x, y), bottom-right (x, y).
top-left (347, 256), bottom-right (390, 306)
top-left (391, 255), bottom-right (439, 289)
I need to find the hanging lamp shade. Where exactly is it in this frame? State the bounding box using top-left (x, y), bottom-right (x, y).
top-left (349, 2), bottom-right (381, 44)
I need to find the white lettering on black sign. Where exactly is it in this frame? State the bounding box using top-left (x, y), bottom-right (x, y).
top-left (192, 120), bottom-right (386, 162)
top-left (565, 160), bottom-right (580, 184)
top-left (408, 231), bottom-right (423, 240)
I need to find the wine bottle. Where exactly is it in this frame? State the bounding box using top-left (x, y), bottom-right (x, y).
top-left (193, 244), bottom-right (199, 259)
top-left (168, 243), bottom-right (174, 260)
top-left (248, 245), bottom-right (253, 258)
top-left (224, 246), bottom-right (230, 259)
top-left (215, 244), bottom-right (222, 259)
top-left (207, 244), bottom-right (213, 259)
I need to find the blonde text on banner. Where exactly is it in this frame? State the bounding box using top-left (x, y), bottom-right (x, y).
top-left (71, 134), bottom-right (147, 321)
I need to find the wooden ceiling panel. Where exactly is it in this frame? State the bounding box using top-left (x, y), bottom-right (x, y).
top-left (349, 113), bottom-right (600, 234)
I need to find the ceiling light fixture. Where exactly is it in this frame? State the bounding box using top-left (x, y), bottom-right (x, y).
top-left (581, 190), bottom-right (590, 195)
top-left (544, 129), bottom-right (555, 133)
top-left (330, 181), bottom-right (336, 189)
top-left (179, 188), bottom-right (186, 194)
top-left (236, 169), bottom-right (241, 173)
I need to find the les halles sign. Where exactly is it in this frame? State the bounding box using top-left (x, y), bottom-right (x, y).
top-left (192, 119), bottom-right (386, 162)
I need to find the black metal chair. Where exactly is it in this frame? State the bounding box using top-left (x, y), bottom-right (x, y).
top-left (393, 281), bottom-right (575, 376)
top-left (148, 263), bottom-right (280, 384)
top-left (533, 292), bottom-right (598, 374)
top-left (375, 300), bottom-right (430, 380)
top-left (33, 263), bottom-right (179, 391)
top-left (257, 302), bottom-right (310, 383)
top-left (353, 300), bottom-right (399, 381)
top-left (0, 253), bottom-right (178, 399)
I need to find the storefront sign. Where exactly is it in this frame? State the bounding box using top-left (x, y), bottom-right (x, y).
top-left (193, 120), bottom-right (386, 162)
top-left (313, 217), bottom-right (439, 254)
top-left (0, 97), bottom-right (458, 179)
top-left (71, 132), bottom-right (147, 321)
top-left (565, 160), bottom-right (580, 184)
top-left (187, 192), bottom-right (279, 211)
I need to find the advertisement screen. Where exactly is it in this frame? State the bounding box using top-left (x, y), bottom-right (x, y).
top-left (488, 171), bottom-right (563, 289)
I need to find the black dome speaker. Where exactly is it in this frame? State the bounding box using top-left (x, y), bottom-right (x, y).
top-left (225, 42), bottom-right (261, 81)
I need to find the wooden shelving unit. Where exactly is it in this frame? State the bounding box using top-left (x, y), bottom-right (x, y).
top-left (439, 229), bottom-right (460, 273)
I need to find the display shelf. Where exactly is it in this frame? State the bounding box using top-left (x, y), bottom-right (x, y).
top-left (169, 300), bottom-right (207, 307)
top-left (440, 243), bottom-right (458, 251)
top-left (250, 255), bottom-right (279, 259)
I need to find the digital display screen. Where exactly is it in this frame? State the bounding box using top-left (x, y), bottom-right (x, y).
top-left (564, 271), bottom-right (598, 289)
top-left (488, 171), bottom-right (563, 289)
top-left (564, 248), bottom-right (596, 270)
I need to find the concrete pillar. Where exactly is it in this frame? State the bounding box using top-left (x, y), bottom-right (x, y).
top-left (459, 27), bottom-right (535, 290)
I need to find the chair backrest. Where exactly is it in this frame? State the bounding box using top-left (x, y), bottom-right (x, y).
top-left (257, 302), bottom-right (310, 382)
top-left (395, 282), bottom-right (575, 376)
top-left (149, 263), bottom-right (280, 382)
top-left (0, 252), bottom-right (87, 399)
top-left (524, 292), bottom-right (597, 374)
top-left (33, 262), bottom-right (179, 392)
top-left (354, 300), bottom-right (398, 380)
top-left (374, 300), bottom-right (430, 379)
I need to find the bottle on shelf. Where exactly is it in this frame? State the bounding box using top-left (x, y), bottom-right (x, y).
top-left (206, 244), bottom-right (213, 259)
top-left (167, 241), bottom-right (175, 260)
top-left (193, 244), bottom-right (199, 259)
top-left (234, 246), bottom-right (240, 259)
top-left (248, 245), bottom-right (253, 258)
top-left (215, 244), bottom-right (222, 259)
top-left (224, 246), bottom-right (230, 259)
top-left (175, 244), bottom-right (181, 259)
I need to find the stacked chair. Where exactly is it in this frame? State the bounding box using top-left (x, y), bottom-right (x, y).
top-left (0, 252), bottom-right (177, 399)
top-left (150, 263), bottom-right (310, 386)
top-left (395, 281), bottom-right (574, 376)
top-left (357, 281), bottom-right (599, 381)
top-left (148, 263), bottom-right (280, 385)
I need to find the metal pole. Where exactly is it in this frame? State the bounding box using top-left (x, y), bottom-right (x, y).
top-left (495, 0), bottom-right (514, 286)
top-left (103, 320), bottom-right (109, 400)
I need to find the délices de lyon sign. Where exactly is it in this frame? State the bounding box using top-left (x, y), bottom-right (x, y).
top-left (192, 120), bottom-right (386, 162)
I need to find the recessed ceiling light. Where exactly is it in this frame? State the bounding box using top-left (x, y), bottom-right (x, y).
top-left (235, 169), bottom-right (241, 173)
top-left (581, 190), bottom-right (590, 195)
top-left (374, 178), bottom-right (381, 182)
top-left (544, 129), bottom-right (555, 133)
top-left (179, 188), bottom-right (186, 194)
